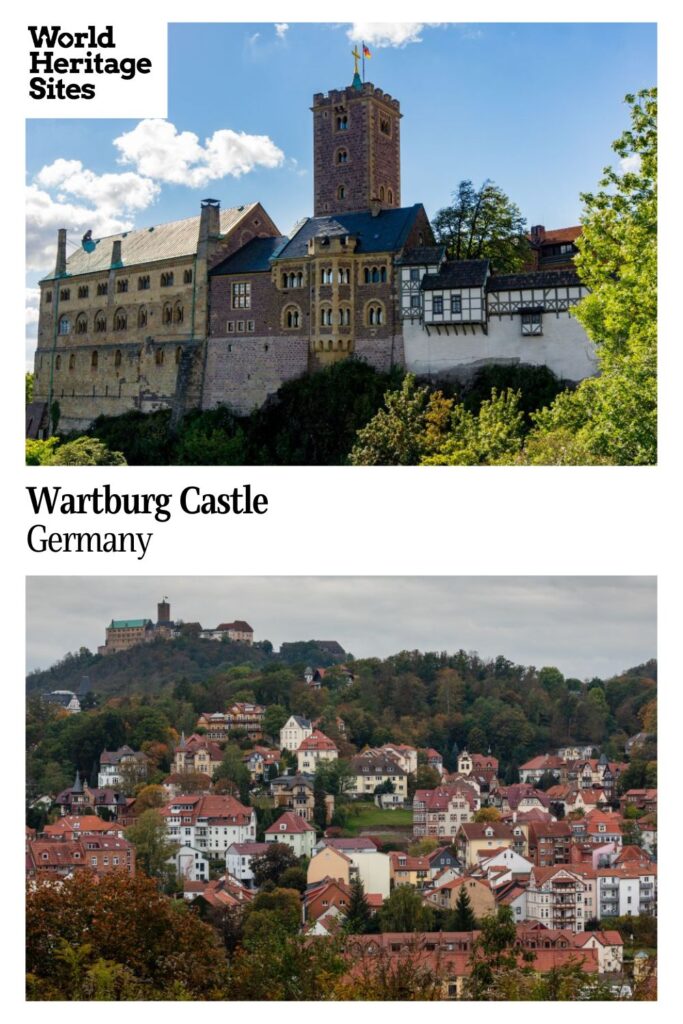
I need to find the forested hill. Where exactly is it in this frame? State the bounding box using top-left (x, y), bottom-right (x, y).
top-left (25, 636), bottom-right (348, 699)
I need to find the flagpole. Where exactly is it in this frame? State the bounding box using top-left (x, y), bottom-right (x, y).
top-left (362, 40), bottom-right (365, 82)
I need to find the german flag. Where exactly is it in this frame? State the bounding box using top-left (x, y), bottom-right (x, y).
top-left (363, 44), bottom-right (372, 58)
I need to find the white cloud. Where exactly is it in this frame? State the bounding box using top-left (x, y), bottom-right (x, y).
top-left (620, 153), bottom-right (642, 174)
top-left (26, 287), bottom-right (41, 325)
top-left (25, 183), bottom-right (138, 273)
top-left (275, 23), bottom-right (289, 40)
top-left (347, 23), bottom-right (427, 48)
top-left (114, 119), bottom-right (284, 187)
top-left (35, 159), bottom-right (159, 215)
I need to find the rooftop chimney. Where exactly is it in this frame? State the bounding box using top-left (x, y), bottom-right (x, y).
top-left (111, 239), bottom-right (122, 266)
top-left (55, 228), bottom-right (67, 277)
top-left (199, 198), bottom-right (221, 244)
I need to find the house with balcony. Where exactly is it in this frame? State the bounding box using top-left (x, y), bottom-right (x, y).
top-left (526, 866), bottom-right (589, 933)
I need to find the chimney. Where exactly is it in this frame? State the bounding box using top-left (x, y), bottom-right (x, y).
top-left (111, 239), bottom-right (122, 266)
top-left (199, 198), bottom-right (221, 244)
top-left (370, 198), bottom-right (381, 218)
top-left (530, 225), bottom-right (545, 243)
top-left (55, 228), bottom-right (67, 277)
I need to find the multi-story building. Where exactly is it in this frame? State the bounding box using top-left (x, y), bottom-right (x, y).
top-left (97, 745), bottom-right (149, 789)
top-left (27, 836), bottom-right (135, 878)
top-left (280, 715), bottom-right (313, 752)
top-left (456, 822), bottom-right (527, 867)
top-left (225, 841), bottom-right (271, 887)
top-left (296, 730), bottom-right (338, 773)
top-left (265, 811), bottom-right (317, 858)
top-left (270, 773), bottom-right (316, 821)
top-left (173, 732), bottom-right (223, 777)
top-left (413, 784), bottom-right (478, 839)
top-left (97, 599), bottom-right (178, 655)
top-left (347, 753), bottom-right (408, 802)
top-left (527, 821), bottom-right (572, 867)
top-left (199, 620), bottom-right (254, 644)
top-left (162, 794), bottom-right (257, 855)
top-left (526, 866), bottom-right (589, 933)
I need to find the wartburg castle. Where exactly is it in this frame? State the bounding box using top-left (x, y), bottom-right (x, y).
top-left (31, 64), bottom-right (598, 434)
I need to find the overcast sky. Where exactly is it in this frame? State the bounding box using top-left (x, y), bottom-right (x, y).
top-left (26, 577), bottom-right (655, 681)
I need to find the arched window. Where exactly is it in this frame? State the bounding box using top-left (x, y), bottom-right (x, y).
top-left (337, 185), bottom-right (346, 200)
top-left (296, 271), bottom-right (303, 287)
top-left (114, 308), bottom-right (127, 331)
top-left (321, 268), bottom-right (333, 284)
top-left (176, 346), bottom-right (183, 364)
top-left (58, 315), bottom-right (70, 336)
top-left (138, 275), bottom-right (150, 290)
top-left (388, 188), bottom-right (394, 205)
top-left (364, 267), bottom-right (370, 284)
top-left (283, 305), bottom-right (301, 329)
top-left (55, 354), bottom-right (61, 370)
top-left (338, 268), bottom-right (350, 284)
top-left (367, 302), bottom-right (385, 326)
top-left (319, 306), bottom-right (333, 327)
top-left (162, 303), bottom-right (173, 325)
top-left (183, 268), bottom-right (193, 284)
top-left (75, 313), bottom-right (88, 335)
top-left (160, 272), bottom-right (174, 287)
top-left (114, 350), bottom-right (122, 368)
top-left (117, 278), bottom-right (128, 293)
top-left (155, 348), bottom-right (165, 365)
top-left (379, 186), bottom-right (385, 201)
top-left (380, 266), bottom-right (387, 283)
top-left (174, 302), bottom-right (184, 323)
top-left (339, 306), bottom-right (351, 326)
top-left (91, 350), bottom-right (98, 369)
top-left (371, 267), bottom-right (380, 283)
top-left (69, 353), bottom-right (76, 370)
top-left (336, 148), bottom-right (348, 164)
top-left (138, 306), bottom-right (148, 328)
top-left (336, 114), bottom-right (348, 131)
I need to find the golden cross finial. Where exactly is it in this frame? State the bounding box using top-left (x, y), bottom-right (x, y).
top-left (351, 45), bottom-right (361, 76)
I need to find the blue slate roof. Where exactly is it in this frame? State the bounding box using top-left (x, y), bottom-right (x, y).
top-left (210, 235), bottom-right (289, 276)
top-left (421, 259), bottom-right (490, 290)
top-left (274, 205), bottom-right (426, 260)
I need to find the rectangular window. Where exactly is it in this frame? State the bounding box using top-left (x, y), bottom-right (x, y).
top-left (227, 322), bottom-right (235, 333)
top-left (232, 282), bottom-right (251, 309)
top-left (237, 320), bottom-right (245, 333)
top-left (521, 310), bottom-right (543, 336)
top-left (432, 296), bottom-right (443, 315)
top-left (247, 320), bottom-right (255, 332)
top-left (450, 294), bottom-right (462, 315)
top-left (410, 295), bottom-right (421, 309)
top-left (409, 268), bottom-right (421, 282)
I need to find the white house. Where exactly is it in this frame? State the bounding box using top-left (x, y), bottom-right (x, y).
top-left (280, 715), bottom-right (313, 752)
top-left (265, 811), bottom-right (317, 858)
top-left (296, 730), bottom-right (338, 773)
top-left (163, 794), bottom-right (256, 854)
top-left (175, 845), bottom-right (210, 883)
top-left (400, 252), bottom-right (597, 386)
top-left (348, 851), bottom-right (391, 900)
top-left (225, 841), bottom-right (271, 887)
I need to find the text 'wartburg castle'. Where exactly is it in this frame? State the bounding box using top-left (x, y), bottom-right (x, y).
top-left (31, 66), bottom-right (598, 434)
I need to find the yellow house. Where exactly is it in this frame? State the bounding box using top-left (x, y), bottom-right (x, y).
top-left (388, 852), bottom-right (431, 888)
top-left (456, 822), bottom-right (525, 868)
top-left (307, 845), bottom-right (352, 887)
top-left (424, 876), bottom-right (496, 919)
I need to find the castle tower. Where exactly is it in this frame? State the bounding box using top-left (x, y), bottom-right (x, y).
top-left (157, 597), bottom-right (171, 624)
top-left (312, 70), bottom-right (402, 217)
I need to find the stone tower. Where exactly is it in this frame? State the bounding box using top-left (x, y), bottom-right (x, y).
top-left (312, 80), bottom-right (401, 217)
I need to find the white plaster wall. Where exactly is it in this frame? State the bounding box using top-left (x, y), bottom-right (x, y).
top-left (349, 851), bottom-right (391, 899)
top-left (404, 309), bottom-right (598, 383)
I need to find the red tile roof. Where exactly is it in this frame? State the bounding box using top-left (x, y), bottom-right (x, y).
top-left (266, 811), bottom-right (316, 834)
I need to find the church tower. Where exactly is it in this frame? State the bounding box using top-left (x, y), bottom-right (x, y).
top-left (312, 61), bottom-right (401, 217)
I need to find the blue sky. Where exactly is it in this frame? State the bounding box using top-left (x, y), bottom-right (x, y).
top-left (25, 22), bottom-right (656, 365)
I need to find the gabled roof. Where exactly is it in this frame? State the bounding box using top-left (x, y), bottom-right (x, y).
top-left (274, 205), bottom-right (426, 260)
top-left (50, 204), bottom-right (259, 278)
top-left (421, 259), bottom-right (489, 290)
top-left (210, 235), bottom-right (289, 275)
top-left (298, 729), bottom-right (337, 753)
top-left (109, 619), bottom-right (152, 629)
top-left (266, 811), bottom-right (316, 835)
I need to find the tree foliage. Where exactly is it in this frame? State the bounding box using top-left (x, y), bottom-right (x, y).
top-left (432, 179), bottom-right (531, 272)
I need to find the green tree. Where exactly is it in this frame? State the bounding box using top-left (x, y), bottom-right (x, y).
top-left (432, 179), bottom-right (531, 272)
top-left (451, 883), bottom-right (477, 931)
top-left (251, 843), bottom-right (298, 888)
top-left (26, 371), bottom-right (35, 403)
top-left (214, 743), bottom-right (251, 803)
top-left (378, 885), bottom-right (434, 933)
top-left (349, 375), bottom-right (451, 465)
top-left (422, 388), bottom-right (524, 465)
top-left (526, 89), bottom-right (657, 465)
top-left (25, 437), bottom-right (60, 465)
top-left (464, 905), bottom-right (532, 999)
top-left (345, 877), bottom-right (373, 934)
top-left (262, 704), bottom-right (288, 741)
top-left (124, 809), bottom-right (177, 888)
top-left (47, 437), bottom-right (127, 466)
